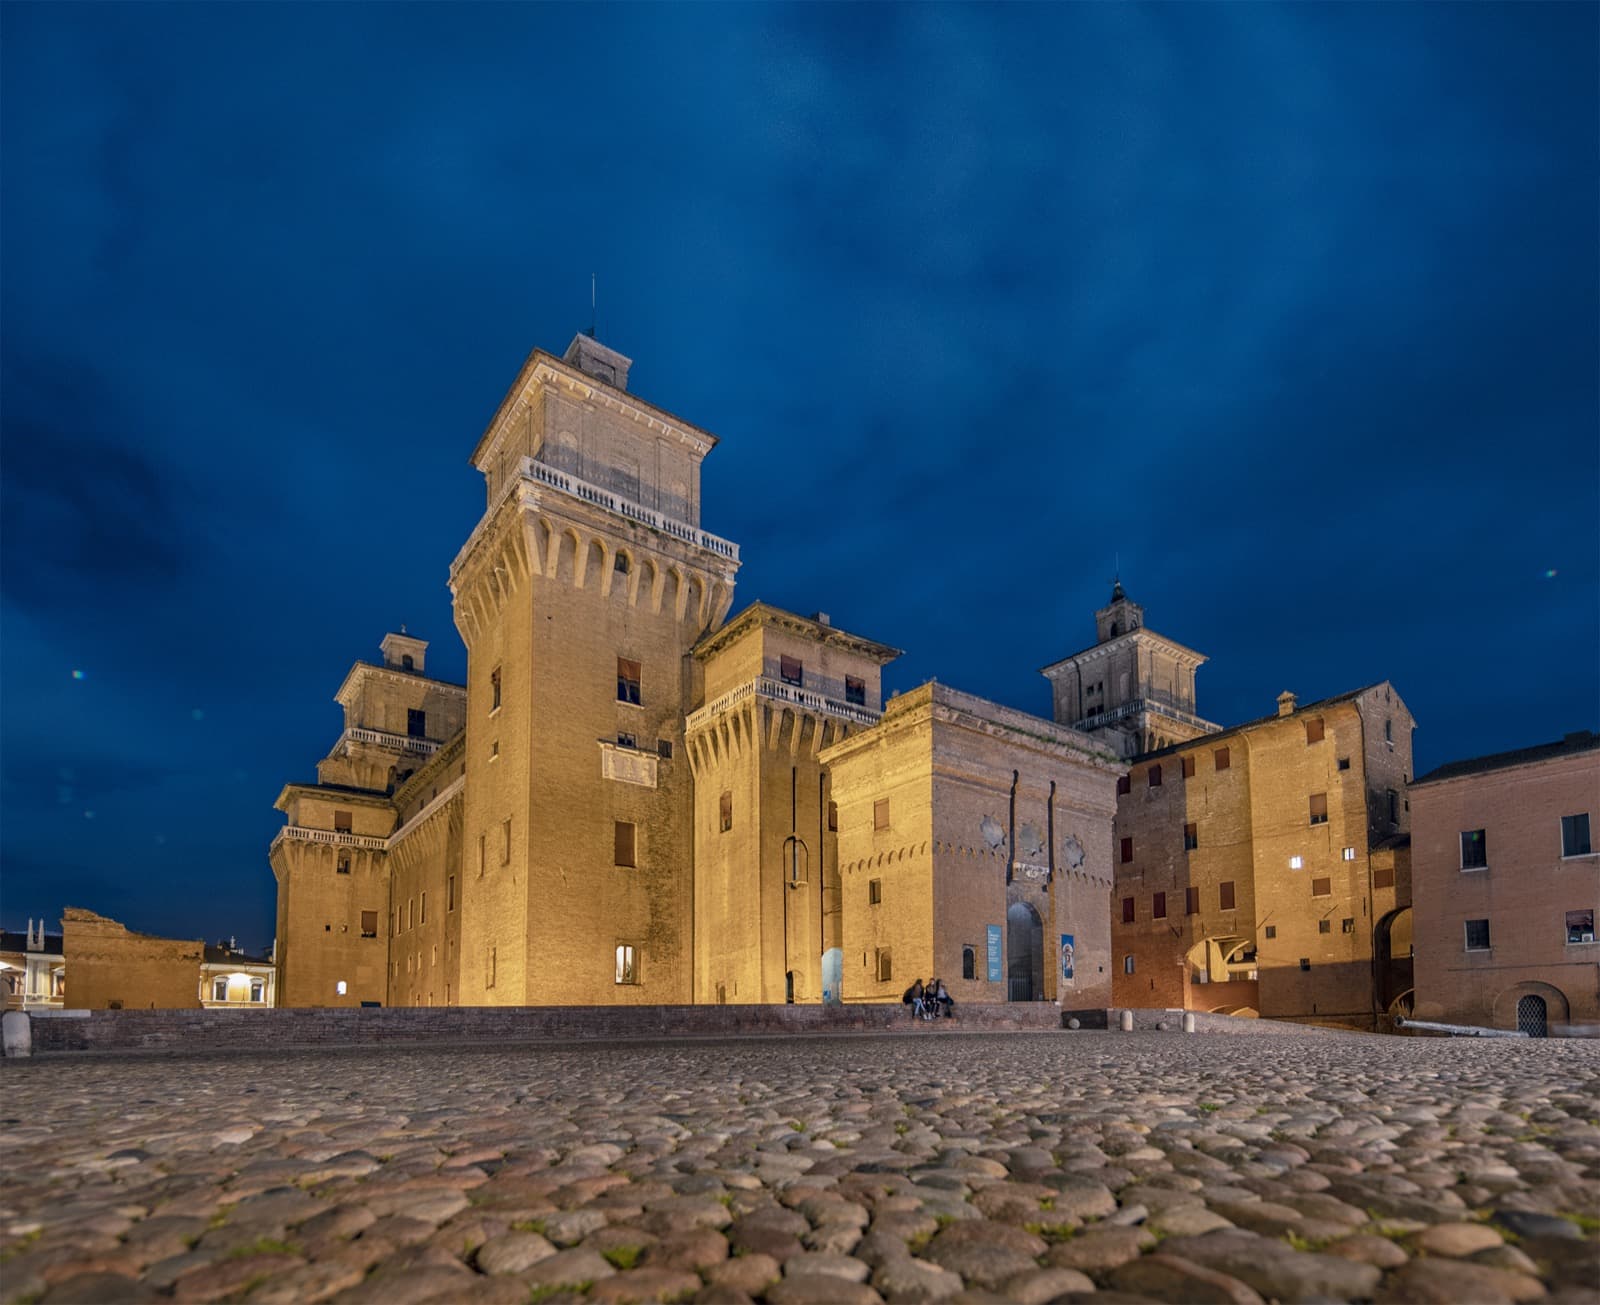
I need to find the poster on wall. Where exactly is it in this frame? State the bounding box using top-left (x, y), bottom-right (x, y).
top-left (986, 925), bottom-right (1002, 982)
top-left (1060, 934), bottom-right (1075, 985)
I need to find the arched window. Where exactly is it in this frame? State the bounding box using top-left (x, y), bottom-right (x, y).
top-left (402, 655), bottom-right (414, 670)
top-left (962, 947), bottom-right (975, 980)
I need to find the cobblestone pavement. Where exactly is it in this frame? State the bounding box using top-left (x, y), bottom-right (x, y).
top-left (3, 1031), bottom-right (1598, 1304)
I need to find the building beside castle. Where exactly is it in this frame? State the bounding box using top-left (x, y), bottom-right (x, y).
top-left (270, 334), bottom-right (1122, 1010)
top-left (1409, 730), bottom-right (1598, 1036)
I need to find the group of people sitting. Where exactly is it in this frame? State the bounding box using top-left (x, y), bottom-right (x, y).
top-left (901, 977), bottom-right (954, 1020)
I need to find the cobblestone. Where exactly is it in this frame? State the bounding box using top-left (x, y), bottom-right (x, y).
top-left (2, 1030), bottom-right (1597, 1302)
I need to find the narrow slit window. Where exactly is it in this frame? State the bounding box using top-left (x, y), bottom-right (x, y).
top-left (868, 878), bottom-right (882, 905)
top-left (719, 790), bottom-right (733, 833)
top-left (1183, 822), bottom-right (1198, 851)
top-left (1121, 896), bottom-right (1135, 924)
top-left (614, 821), bottom-right (637, 868)
top-left (1120, 836), bottom-right (1133, 863)
top-left (1185, 886), bottom-right (1199, 915)
top-left (617, 657), bottom-right (642, 705)
top-left (1152, 891), bottom-right (1167, 920)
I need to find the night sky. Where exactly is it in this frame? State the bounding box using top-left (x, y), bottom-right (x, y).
top-left (3, 4), bottom-right (1595, 950)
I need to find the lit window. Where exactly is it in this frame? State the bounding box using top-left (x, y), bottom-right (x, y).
top-left (336, 980), bottom-right (348, 996)
top-left (1562, 814), bottom-right (1592, 858)
top-left (1289, 855), bottom-right (1303, 870)
top-left (1461, 829), bottom-right (1487, 870)
top-left (615, 944), bottom-right (639, 985)
top-left (1342, 846), bottom-right (1356, 861)
top-left (1464, 918), bottom-right (1490, 951)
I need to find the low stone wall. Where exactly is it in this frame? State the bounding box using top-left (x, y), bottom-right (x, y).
top-left (20, 1001), bottom-right (1069, 1055)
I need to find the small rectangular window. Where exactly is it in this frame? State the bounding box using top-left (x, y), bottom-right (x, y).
top-left (828, 801), bottom-right (838, 832)
top-left (1123, 954), bottom-right (1136, 975)
top-left (501, 817), bottom-right (512, 865)
top-left (361, 910), bottom-right (377, 938)
top-left (1305, 717), bottom-right (1324, 743)
top-left (615, 944), bottom-right (639, 984)
top-left (780, 655), bottom-right (803, 686)
top-left (334, 810), bottom-right (353, 833)
top-left (491, 666), bottom-right (501, 710)
top-left (1561, 813), bottom-right (1592, 857)
top-left (1309, 793), bottom-right (1328, 825)
top-left (337, 854), bottom-right (351, 875)
top-left (614, 821), bottom-right (636, 868)
top-left (1342, 846), bottom-right (1356, 861)
top-left (1311, 876), bottom-right (1332, 896)
top-left (1289, 855), bottom-right (1304, 870)
top-left (1318, 919), bottom-right (1331, 934)
top-left (1181, 755), bottom-right (1196, 779)
top-left (1566, 909), bottom-right (1595, 943)
top-left (1148, 765), bottom-right (1162, 788)
top-left (1121, 896), bottom-right (1135, 924)
top-left (1219, 881), bottom-right (1236, 910)
top-left (869, 878), bottom-right (882, 905)
top-left (1341, 918), bottom-right (1354, 934)
top-left (1120, 836), bottom-right (1133, 863)
top-left (617, 731), bottom-right (636, 749)
top-left (1183, 822), bottom-right (1198, 851)
top-left (1387, 789), bottom-right (1399, 824)
top-left (447, 875), bottom-right (456, 911)
top-left (1116, 774), bottom-right (1131, 796)
top-left (1337, 756), bottom-right (1351, 771)
top-left (617, 657), bottom-right (642, 705)
top-left (1185, 886), bottom-right (1199, 915)
top-left (614, 550), bottom-right (630, 574)
top-left (719, 790), bottom-right (733, 833)
top-left (250, 979), bottom-right (265, 1003)
top-left (876, 948), bottom-right (892, 982)
top-left (1461, 829), bottom-right (1487, 870)
top-left (1464, 918), bottom-right (1490, 951)
top-left (1153, 891), bottom-right (1167, 920)
top-left (845, 675), bottom-right (866, 706)
top-left (213, 976), bottom-right (229, 1002)
top-left (407, 708), bottom-right (427, 739)
top-left (1214, 747), bottom-right (1231, 772)
top-left (1264, 925), bottom-right (1277, 939)
top-left (1373, 866), bottom-right (1395, 889)
top-left (874, 799), bottom-right (890, 831)
top-left (657, 739), bottom-right (673, 760)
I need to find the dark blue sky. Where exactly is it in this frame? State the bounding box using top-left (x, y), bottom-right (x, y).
top-left (3, 4), bottom-right (1595, 948)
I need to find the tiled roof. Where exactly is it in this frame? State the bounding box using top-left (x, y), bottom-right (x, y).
top-left (1412, 730), bottom-right (1599, 786)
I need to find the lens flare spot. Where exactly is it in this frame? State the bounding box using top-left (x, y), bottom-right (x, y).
top-left (191, 708), bottom-right (205, 721)
top-left (71, 669), bottom-right (86, 681)
top-left (1544, 569), bottom-right (1558, 579)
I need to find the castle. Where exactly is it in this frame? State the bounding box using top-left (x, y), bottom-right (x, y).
top-left (271, 331), bottom-right (1426, 1029)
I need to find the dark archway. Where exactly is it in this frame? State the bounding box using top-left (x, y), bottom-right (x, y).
top-left (1007, 900), bottom-right (1043, 1002)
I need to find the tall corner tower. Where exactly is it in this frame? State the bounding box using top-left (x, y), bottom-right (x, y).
top-left (1041, 582), bottom-right (1218, 759)
top-left (449, 333), bottom-right (740, 1005)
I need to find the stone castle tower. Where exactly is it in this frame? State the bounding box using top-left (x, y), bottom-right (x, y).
top-left (448, 333), bottom-right (739, 1005)
top-left (1040, 581), bottom-right (1217, 759)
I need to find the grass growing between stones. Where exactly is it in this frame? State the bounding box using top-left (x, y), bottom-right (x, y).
top-left (1025, 1221), bottom-right (1077, 1245)
top-left (1561, 1211), bottom-right (1600, 1235)
top-left (528, 1284), bottom-right (590, 1303)
top-left (1283, 1230), bottom-right (1335, 1252)
top-left (0, 1229), bottom-right (42, 1262)
top-left (602, 1245), bottom-right (643, 1270)
top-left (510, 1219), bottom-right (547, 1235)
top-left (228, 1237), bottom-right (301, 1259)
top-left (1198, 1103), bottom-right (1221, 1113)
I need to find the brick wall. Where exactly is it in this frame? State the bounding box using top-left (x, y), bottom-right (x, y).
top-left (24, 1001), bottom-right (1068, 1055)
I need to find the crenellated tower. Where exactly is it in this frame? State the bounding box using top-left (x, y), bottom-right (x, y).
top-left (449, 333), bottom-right (739, 1005)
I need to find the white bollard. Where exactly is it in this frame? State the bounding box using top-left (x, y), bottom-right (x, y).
top-left (2, 1010), bottom-right (32, 1058)
top-left (1119, 1009), bottom-right (1134, 1033)
top-left (1182, 1012), bottom-right (1197, 1034)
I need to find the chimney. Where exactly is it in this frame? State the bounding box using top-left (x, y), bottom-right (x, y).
top-left (563, 333), bottom-right (633, 391)
top-left (1277, 691), bottom-right (1297, 718)
top-left (813, 612), bottom-right (831, 627)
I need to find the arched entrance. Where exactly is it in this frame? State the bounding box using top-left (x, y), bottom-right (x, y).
top-left (1007, 901), bottom-right (1042, 1002)
top-left (1517, 995), bottom-right (1548, 1038)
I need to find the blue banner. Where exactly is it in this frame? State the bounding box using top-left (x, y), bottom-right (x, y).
top-left (1060, 933), bottom-right (1075, 984)
top-left (986, 924), bottom-right (1003, 982)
